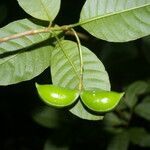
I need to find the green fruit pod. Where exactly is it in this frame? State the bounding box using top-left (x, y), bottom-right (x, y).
top-left (80, 90), bottom-right (124, 113)
top-left (35, 83), bottom-right (79, 108)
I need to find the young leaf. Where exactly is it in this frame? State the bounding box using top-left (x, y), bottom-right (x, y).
top-left (17, 0), bottom-right (61, 21)
top-left (0, 19), bottom-right (55, 85)
top-left (107, 131), bottom-right (130, 150)
top-left (104, 113), bottom-right (126, 127)
top-left (80, 0), bottom-right (150, 42)
top-left (124, 81), bottom-right (148, 109)
top-left (134, 100), bottom-right (150, 121)
top-left (129, 127), bottom-right (150, 147)
top-left (51, 40), bottom-right (110, 120)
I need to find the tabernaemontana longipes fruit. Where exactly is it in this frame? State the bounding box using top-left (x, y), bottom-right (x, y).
top-left (80, 90), bottom-right (124, 113)
top-left (35, 83), bottom-right (79, 108)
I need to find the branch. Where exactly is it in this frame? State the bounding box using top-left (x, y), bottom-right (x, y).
top-left (0, 28), bottom-right (49, 43)
top-left (0, 25), bottom-right (69, 43)
top-left (65, 30), bottom-right (90, 41)
top-left (0, 23), bottom-right (88, 44)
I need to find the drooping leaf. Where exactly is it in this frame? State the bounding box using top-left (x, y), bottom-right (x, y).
top-left (0, 19), bottom-right (54, 85)
top-left (107, 131), bottom-right (129, 150)
top-left (104, 112), bottom-right (126, 127)
top-left (129, 127), bottom-right (150, 147)
top-left (51, 40), bottom-right (110, 120)
top-left (134, 99), bottom-right (150, 121)
top-left (80, 0), bottom-right (150, 42)
top-left (17, 0), bottom-right (61, 21)
top-left (70, 101), bottom-right (104, 120)
top-left (124, 81), bottom-right (148, 109)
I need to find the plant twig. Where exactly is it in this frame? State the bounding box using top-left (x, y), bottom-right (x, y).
top-left (65, 30), bottom-right (90, 41)
top-left (0, 22), bottom-right (90, 44)
top-left (0, 28), bottom-right (48, 43)
top-left (0, 25), bottom-right (68, 43)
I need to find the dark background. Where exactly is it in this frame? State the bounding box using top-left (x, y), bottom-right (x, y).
top-left (0, 0), bottom-right (150, 150)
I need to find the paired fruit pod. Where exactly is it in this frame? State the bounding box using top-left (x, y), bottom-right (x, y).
top-left (35, 83), bottom-right (79, 108)
top-left (80, 90), bottom-right (124, 113)
top-left (36, 83), bottom-right (124, 112)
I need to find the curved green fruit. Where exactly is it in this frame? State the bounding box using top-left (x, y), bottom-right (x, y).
top-left (35, 83), bottom-right (79, 108)
top-left (80, 90), bottom-right (124, 113)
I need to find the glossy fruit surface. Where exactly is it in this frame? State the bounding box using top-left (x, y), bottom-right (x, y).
top-left (80, 90), bottom-right (124, 112)
top-left (35, 83), bottom-right (79, 108)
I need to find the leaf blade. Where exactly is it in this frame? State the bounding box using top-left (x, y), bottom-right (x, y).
top-left (17, 0), bottom-right (61, 21)
top-left (124, 81), bottom-right (148, 108)
top-left (107, 131), bottom-right (130, 150)
top-left (129, 127), bottom-right (150, 147)
top-left (0, 19), bottom-right (54, 85)
top-left (134, 100), bottom-right (150, 121)
top-left (80, 0), bottom-right (150, 42)
top-left (32, 106), bottom-right (60, 128)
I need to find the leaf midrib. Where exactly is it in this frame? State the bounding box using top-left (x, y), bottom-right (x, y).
top-left (77, 3), bottom-right (150, 27)
top-left (40, 0), bottom-right (51, 20)
top-left (0, 54), bottom-right (17, 66)
top-left (55, 40), bottom-right (80, 80)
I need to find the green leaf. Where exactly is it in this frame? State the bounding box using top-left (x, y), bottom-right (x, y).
top-left (115, 97), bottom-right (128, 111)
top-left (134, 99), bottom-right (150, 121)
top-left (51, 40), bottom-right (110, 120)
top-left (32, 106), bottom-right (60, 128)
top-left (17, 0), bottom-right (61, 21)
top-left (107, 131), bottom-right (129, 150)
top-left (70, 101), bottom-right (104, 120)
top-left (0, 19), bottom-right (53, 85)
top-left (124, 81), bottom-right (148, 108)
top-left (104, 113), bottom-right (126, 126)
top-left (0, 45), bottom-right (51, 85)
top-left (105, 127), bottom-right (124, 134)
top-left (80, 0), bottom-right (150, 42)
top-left (129, 127), bottom-right (150, 147)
